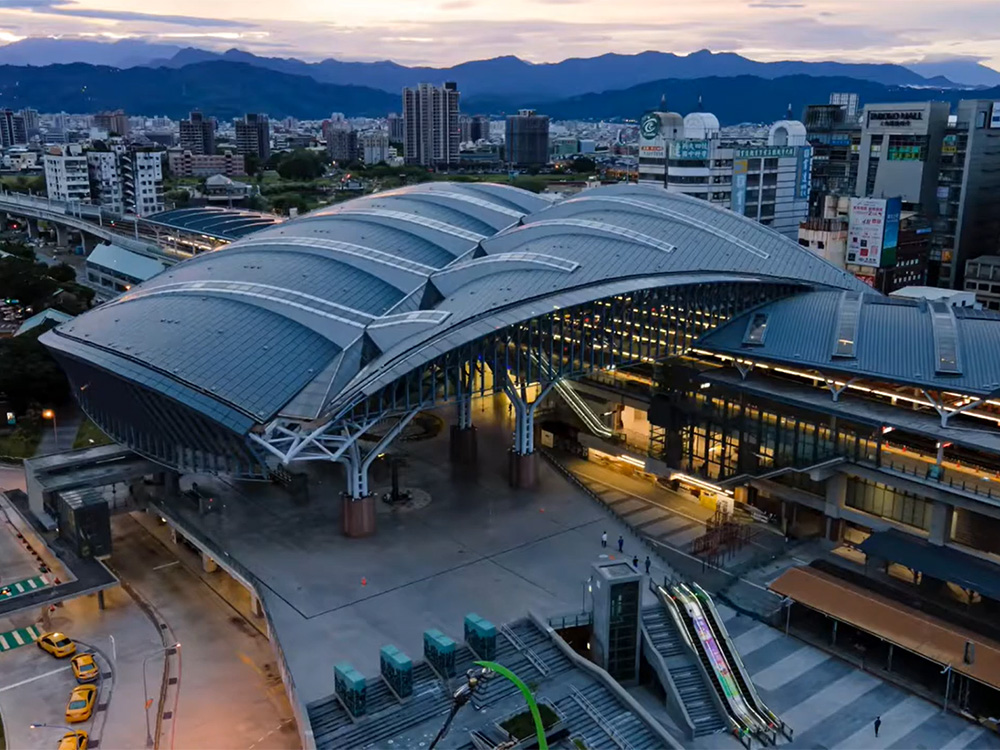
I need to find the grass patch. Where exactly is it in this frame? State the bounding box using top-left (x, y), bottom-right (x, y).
top-left (0, 426), bottom-right (41, 460)
top-left (500, 704), bottom-right (560, 741)
top-left (73, 419), bottom-right (114, 450)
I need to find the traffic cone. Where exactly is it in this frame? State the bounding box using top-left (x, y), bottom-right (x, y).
top-left (361, 577), bottom-right (367, 586)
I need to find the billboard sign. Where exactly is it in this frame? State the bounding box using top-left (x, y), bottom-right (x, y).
top-left (731, 165), bottom-right (748, 216)
top-left (991, 103), bottom-right (1000, 129)
top-left (797, 145), bottom-right (813, 200)
top-left (847, 197), bottom-right (888, 268)
top-left (865, 109), bottom-right (925, 129)
top-left (734, 146), bottom-right (795, 159)
top-left (669, 140), bottom-right (710, 160)
top-left (640, 112), bottom-right (661, 140)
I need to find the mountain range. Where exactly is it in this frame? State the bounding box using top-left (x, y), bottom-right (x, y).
top-left (1, 59), bottom-right (997, 124)
top-left (0, 39), bottom-right (998, 123)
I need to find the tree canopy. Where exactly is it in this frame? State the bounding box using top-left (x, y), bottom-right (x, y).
top-left (275, 150), bottom-right (328, 181)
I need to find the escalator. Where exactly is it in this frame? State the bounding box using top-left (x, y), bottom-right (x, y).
top-left (690, 582), bottom-right (792, 743)
top-left (666, 583), bottom-right (778, 746)
top-left (554, 380), bottom-right (613, 438)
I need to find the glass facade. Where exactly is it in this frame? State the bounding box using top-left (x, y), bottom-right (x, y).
top-left (845, 477), bottom-right (933, 530)
top-left (606, 580), bottom-right (640, 682)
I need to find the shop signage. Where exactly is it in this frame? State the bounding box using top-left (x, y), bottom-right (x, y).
top-left (669, 140), bottom-right (710, 160)
top-left (866, 110), bottom-right (925, 128)
top-left (734, 146), bottom-right (795, 159)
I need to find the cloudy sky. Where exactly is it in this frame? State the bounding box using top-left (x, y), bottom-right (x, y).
top-left (0, 0), bottom-right (996, 68)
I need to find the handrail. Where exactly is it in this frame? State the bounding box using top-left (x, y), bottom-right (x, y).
top-left (639, 616), bottom-right (697, 740)
top-left (692, 582), bottom-right (791, 742)
top-left (569, 685), bottom-right (636, 750)
top-left (499, 623), bottom-right (550, 677)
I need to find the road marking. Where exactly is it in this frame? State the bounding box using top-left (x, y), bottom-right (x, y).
top-left (0, 634), bottom-right (7, 650)
top-left (11, 630), bottom-right (23, 645)
top-left (0, 665), bottom-right (71, 692)
top-left (152, 560), bottom-right (180, 571)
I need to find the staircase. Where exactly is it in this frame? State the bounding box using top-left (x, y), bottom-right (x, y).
top-left (555, 683), bottom-right (664, 750)
top-left (641, 605), bottom-right (726, 737)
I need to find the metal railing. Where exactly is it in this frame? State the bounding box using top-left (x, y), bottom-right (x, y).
top-left (547, 611), bottom-right (593, 629)
top-left (499, 623), bottom-right (550, 677)
top-left (569, 685), bottom-right (636, 750)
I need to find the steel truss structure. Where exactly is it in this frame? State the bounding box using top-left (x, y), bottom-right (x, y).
top-left (252, 280), bottom-right (804, 491)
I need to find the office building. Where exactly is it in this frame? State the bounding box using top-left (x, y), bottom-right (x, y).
top-left (0, 109), bottom-right (27, 148)
top-left (93, 110), bottom-right (129, 136)
top-left (402, 82), bottom-right (460, 168)
top-left (235, 113), bottom-right (271, 161)
top-left (167, 149), bottom-right (246, 178)
top-left (803, 103), bottom-right (861, 217)
top-left (964, 255), bottom-right (1000, 311)
top-left (931, 100), bottom-right (1000, 288)
top-left (798, 217), bottom-right (849, 267)
top-left (179, 111), bottom-right (216, 156)
top-left (829, 92), bottom-right (860, 120)
top-left (43, 149), bottom-right (91, 203)
top-left (387, 113), bottom-right (405, 142)
top-left (359, 131), bottom-right (390, 164)
top-left (86, 150), bottom-right (124, 213)
top-left (459, 114), bottom-right (472, 143)
top-left (640, 107), bottom-right (812, 238)
top-left (121, 150), bottom-right (164, 217)
top-left (505, 109), bottom-right (550, 167)
top-left (856, 102), bottom-right (950, 209)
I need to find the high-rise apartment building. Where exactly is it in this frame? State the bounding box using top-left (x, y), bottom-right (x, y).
top-left (359, 131), bottom-right (390, 164)
top-left (235, 113), bottom-right (271, 161)
top-left (0, 109), bottom-right (27, 148)
top-left (19, 108), bottom-right (39, 135)
top-left (44, 149), bottom-right (91, 203)
top-left (829, 92), bottom-right (860, 120)
top-left (167, 149), bottom-right (246, 178)
top-left (387, 113), bottom-right (405, 142)
top-left (179, 111), bottom-right (216, 156)
top-left (323, 118), bottom-right (358, 163)
top-left (505, 109), bottom-right (550, 167)
top-left (803, 103), bottom-right (861, 217)
top-left (470, 115), bottom-right (491, 143)
top-left (402, 82), bottom-right (460, 168)
top-left (93, 110), bottom-right (129, 136)
top-left (86, 150), bottom-right (124, 213)
top-left (122, 150), bottom-right (164, 217)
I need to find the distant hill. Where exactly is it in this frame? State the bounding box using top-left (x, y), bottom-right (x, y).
top-left (0, 61), bottom-right (399, 120)
top-left (0, 38), bottom-right (184, 68)
top-left (465, 75), bottom-right (996, 124)
top-left (906, 59), bottom-right (1000, 88)
top-left (0, 60), bottom-right (990, 123)
top-left (149, 47), bottom-right (952, 98)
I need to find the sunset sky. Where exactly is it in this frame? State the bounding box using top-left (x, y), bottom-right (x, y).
top-left (0, 0), bottom-right (996, 68)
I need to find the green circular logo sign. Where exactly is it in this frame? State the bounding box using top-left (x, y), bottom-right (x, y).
top-left (640, 113), bottom-right (660, 140)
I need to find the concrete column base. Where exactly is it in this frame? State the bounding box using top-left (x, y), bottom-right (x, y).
top-left (342, 494), bottom-right (376, 538)
top-left (508, 451), bottom-right (538, 489)
top-left (450, 425), bottom-right (478, 464)
top-left (202, 552), bottom-right (218, 573)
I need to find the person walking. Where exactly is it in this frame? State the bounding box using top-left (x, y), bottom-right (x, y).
top-left (874, 716), bottom-right (881, 738)
top-left (617, 535), bottom-right (624, 553)
top-left (601, 531), bottom-right (607, 548)
top-left (645, 556), bottom-right (651, 574)
top-left (632, 555), bottom-right (639, 570)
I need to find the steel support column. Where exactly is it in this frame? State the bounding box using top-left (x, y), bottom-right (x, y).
top-left (503, 375), bottom-right (556, 488)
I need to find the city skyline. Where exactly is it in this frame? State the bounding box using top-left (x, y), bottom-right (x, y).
top-left (0, 0), bottom-right (996, 69)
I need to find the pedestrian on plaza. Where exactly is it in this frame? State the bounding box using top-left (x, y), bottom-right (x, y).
top-left (601, 531), bottom-right (607, 548)
top-left (874, 716), bottom-right (881, 738)
top-left (617, 535), bottom-right (624, 553)
top-left (632, 555), bottom-right (639, 569)
top-left (645, 556), bottom-right (651, 574)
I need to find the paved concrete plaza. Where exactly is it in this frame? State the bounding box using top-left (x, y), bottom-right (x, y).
top-left (716, 602), bottom-right (1000, 750)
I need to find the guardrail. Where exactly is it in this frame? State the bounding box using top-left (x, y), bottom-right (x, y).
top-left (547, 611), bottom-right (593, 629)
top-left (499, 622), bottom-right (550, 677)
top-left (569, 685), bottom-right (636, 750)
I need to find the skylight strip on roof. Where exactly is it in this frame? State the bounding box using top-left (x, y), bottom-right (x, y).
top-left (524, 218), bottom-right (676, 254)
top-left (832, 291), bottom-right (863, 359)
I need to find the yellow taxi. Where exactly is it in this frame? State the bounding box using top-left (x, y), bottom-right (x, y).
top-left (65, 684), bottom-right (97, 723)
top-left (58, 730), bottom-right (88, 750)
top-left (71, 653), bottom-right (99, 683)
top-left (37, 632), bottom-right (77, 658)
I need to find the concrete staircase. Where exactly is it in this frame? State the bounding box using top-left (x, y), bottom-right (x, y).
top-left (641, 604), bottom-right (727, 737)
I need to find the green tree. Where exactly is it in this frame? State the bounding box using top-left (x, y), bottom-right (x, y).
top-left (0, 256), bottom-right (58, 307)
top-left (47, 262), bottom-right (77, 284)
top-left (276, 150), bottom-right (327, 181)
top-left (244, 153), bottom-right (262, 177)
top-left (269, 193), bottom-right (310, 215)
top-left (165, 188), bottom-right (191, 207)
top-left (0, 327), bottom-right (70, 413)
top-left (569, 156), bottom-right (596, 173)
top-left (0, 240), bottom-right (35, 260)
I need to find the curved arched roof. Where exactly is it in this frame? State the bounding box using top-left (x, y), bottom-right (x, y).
top-left (43, 181), bottom-right (870, 430)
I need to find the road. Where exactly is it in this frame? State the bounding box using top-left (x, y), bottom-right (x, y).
top-left (109, 512), bottom-right (299, 750)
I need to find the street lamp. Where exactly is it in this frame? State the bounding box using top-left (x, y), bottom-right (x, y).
top-left (141, 643), bottom-right (180, 748)
top-left (41, 408), bottom-right (58, 445)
